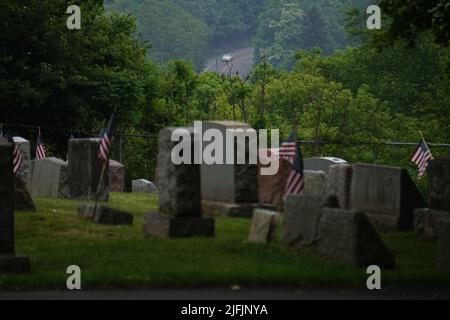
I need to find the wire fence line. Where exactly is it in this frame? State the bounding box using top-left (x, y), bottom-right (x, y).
top-left (5, 122), bottom-right (450, 189)
top-left (112, 136), bottom-right (450, 190)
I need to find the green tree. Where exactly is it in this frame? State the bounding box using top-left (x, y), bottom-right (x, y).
top-left (380, 0), bottom-right (450, 46)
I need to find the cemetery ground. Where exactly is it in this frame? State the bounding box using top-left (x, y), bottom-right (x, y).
top-left (1, 193), bottom-right (450, 291)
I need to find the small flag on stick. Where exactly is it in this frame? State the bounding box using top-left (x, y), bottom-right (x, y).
top-left (7, 131), bottom-right (22, 176)
top-left (279, 132), bottom-right (297, 163)
top-left (285, 136), bottom-right (305, 196)
top-left (36, 128), bottom-right (46, 160)
top-left (98, 113), bottom-right (117, 164)
top-left (411, 135), bottom-right (433, 178)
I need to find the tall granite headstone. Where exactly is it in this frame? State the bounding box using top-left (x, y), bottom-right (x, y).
top-left (437, 215), bottom-right (450, 272)
top-left (350, 163), bottom-right (426, 231)
top-left (68, 139), bottom-right (108, 201)
top-left (258, 149), bottom-right (291, 211)
top-left (327, 164), bottom-right (353, 210)
top-left (143, 128), bottom-right (215, 238)
top-left (427, 159), bottom-right (450, 211)
top-left (0, 144), bottom-right (31, 274)
top-left (200, 121), bottom-right (259, 217)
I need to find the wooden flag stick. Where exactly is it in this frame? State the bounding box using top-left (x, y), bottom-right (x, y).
top-left (420, 130), bottom-right (435, 147)
top-left (420, 130), bottom-right (426, 142)
top-left (93, 161), bottom-right (107, 215)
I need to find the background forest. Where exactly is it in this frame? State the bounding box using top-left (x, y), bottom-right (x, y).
top-left (1, 0), bottom-right (449, 186)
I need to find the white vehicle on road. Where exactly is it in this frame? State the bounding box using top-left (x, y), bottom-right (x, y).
top-left (222, 53), bottom-right (233, 62)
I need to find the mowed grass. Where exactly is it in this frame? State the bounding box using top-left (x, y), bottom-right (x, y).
top-left (1, 193), bottom-right (449, 290)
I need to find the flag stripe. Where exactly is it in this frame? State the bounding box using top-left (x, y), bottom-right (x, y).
top-left (411, 139), bottom-right (433, 178)
top-left (36, 133), bottom-right (46, 160)
top-left (13, 145), bottom-right (22, 176)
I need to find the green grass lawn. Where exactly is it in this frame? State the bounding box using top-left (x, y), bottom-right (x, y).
top-left (1, 193), bottom-right (449, 290)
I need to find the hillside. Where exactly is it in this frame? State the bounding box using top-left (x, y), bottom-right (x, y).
top-left (105, 0), bottom-right (373, 69)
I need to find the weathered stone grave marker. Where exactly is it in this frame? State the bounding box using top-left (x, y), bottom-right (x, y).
top-left (258, 149), bottom-right (291, 211)
top-left (303, 170), bottom-right (328, 196)
top-left (413, 158), bottom-right (450, 271)
top-left (327, 163), bottom-right (353, 210)
top-left (143, 127), bottom-right (215, 238)
top-left (437, 215), bottom-right (450, 272)
top-left (350, 163), bottom-right (426, 231)
top-left (0, 144), bottom-right (31, 274)
top-left (108, 160), bottom-right (125, 193)
top-left (280, 195), bottom-right (338, 248)
top-left (68, 138), bottom-right (108, 201)
top-left (317, 208), bottom-right (395, 269)
top-left (132, 179), bottom-right (158, 194)
top-left (248, 209), bottom-right (281, 243)
top-left (201, 121), bottom-right (259, 218)
top-left (280, 194), bottom-right (395, 269)
top-left (27, 157), bottom-right (69, 199)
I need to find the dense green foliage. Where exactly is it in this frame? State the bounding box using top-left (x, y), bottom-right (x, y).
top-left (380, 0), bottom-right (450, 46)
top-left (253, 0), bottom-right (374, 67)
top-left (0, 0), bottom-right (158, 148)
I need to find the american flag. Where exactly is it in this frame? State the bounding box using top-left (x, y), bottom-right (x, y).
top-left (411, 138), bottom-right (433, 178)
top-left (285, 141), bottom-right (305, 196)
top-left (7, 131), bottom-right (22, 176)
top-left (36, 131), bottom-right (46, 160)
top-left (98, 113), bottom-right (117, 164)
top-left (279, 132), bottom-right (297, 163)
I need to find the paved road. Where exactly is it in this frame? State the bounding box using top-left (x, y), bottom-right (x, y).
top-left (203, 47), bottom-right (255, 79)
top-left (1, 287), bottom-right (450, 300)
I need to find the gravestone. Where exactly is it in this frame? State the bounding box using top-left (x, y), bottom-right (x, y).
top-left (258, 149), bottom-right (291, 211)
top-left (304, 157), bottom-right (348, 175)
top-left (143, 127), bottom-right (214, 238)
top-left (350, 163), bottom-right (426, 231)
top-left (303, 171), bottom-right (328, 196)
top-left (280, 195), bottom-right (338, 249)
top-left (132, 179), bottom-right (158, 194)
top-left (13, 137), bottom-right (30, 183)
top-left (109, 160), bottom-right (125, 193)
top-left (317, 208), bottom-right (395, 269)
top-left (78, 204), bottom-right (133, 226)
top-left (0, 144), bottom-right (31, 274)
top-left (14, 175), bottom-right (37, 212)
top-left (27, 157), bottom-right (69, 198)
top-left (414, 208), bottom-right (449, 239)
top-left (248, 209), bottom-right (281, 243)
top-left (437, 215), bottom-right (450, 272)
top-left (327, 164), bottom-right (353, 210)
top-left (427, 159), bottom-right (450, 211)
top-left (68, 139), bottom-right (108, 201)
top-left (201, 121), bottom-right (259, 217)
